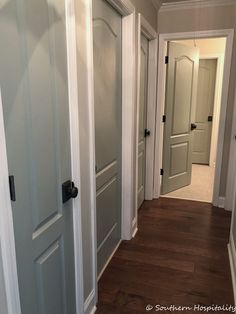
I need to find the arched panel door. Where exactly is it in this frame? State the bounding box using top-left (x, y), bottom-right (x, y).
top-left (162, 42), bottom-right (199, 195)
top-left (93, 0), bottom-right (122, 276)
top-left (137, 34), bottom-right (149, 208)
top-left (192, 59), bottom-right (217, 165)
top-left (0, 0), bottom-right (76, 313)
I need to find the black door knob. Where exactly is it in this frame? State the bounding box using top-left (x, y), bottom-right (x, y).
top-left (191, 123), bottom-right (197, 131)
top-left (62, 180), bottom-right (79, 203)
top-left (71, 183), bottom-right (78, 199)
top-left (144, 128), bottom-right (151, 137)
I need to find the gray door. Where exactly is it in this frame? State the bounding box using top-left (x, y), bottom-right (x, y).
top-left (0, 1), bottom-right (76, 313)
top-left (138, 34), bottom-right (149, 208)
top-left (93, 0), bottom-right (122, 275)
top-left (162, 42), bottom-right (199, 195)
top-left (192, 59), bottom-right (217, 164)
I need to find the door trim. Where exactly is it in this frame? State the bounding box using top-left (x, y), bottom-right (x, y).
top-left (135, 15), bottom-right (158, 213)
top-left (65, 0), bottom-right (84, 312)
top-left (153, 29), bottom-right (234, 207)
top-left (199, 54), bottom-right (224, 169)
top-left (0, 88), bottom-right (21, 314)
top-left (0, 0), bottom-right (84, 313)
top-left (225, 88), bottom-right (236, 211)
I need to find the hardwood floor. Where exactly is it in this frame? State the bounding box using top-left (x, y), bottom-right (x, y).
top-left (96, 198), bottom-right (234, 313)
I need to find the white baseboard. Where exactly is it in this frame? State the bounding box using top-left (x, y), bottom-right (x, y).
top-left (218, 196), bottom-right (225, 209)
top-left (132, 227), bottom-right (138, 238)
top-left (89, 306), bottom-right (97, 314)
top-left (228, 235), bottom-right (236, 304)
top-left (84, 289), bottom-right (96, 314)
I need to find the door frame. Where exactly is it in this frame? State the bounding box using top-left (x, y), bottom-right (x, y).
top-left (135, 14), bottom-right (158, 215)
top-left (153, 29), bottom-right (234, 208)
top-left (226, 88), bottom-right (236, 212)
top-left (0, 0), bottom-right (84, 313)
top-left (199, 54), bottom-right (224, 168)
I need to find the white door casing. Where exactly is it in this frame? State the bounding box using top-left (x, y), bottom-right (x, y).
top-left (154, 29), bottom-right (234, 208)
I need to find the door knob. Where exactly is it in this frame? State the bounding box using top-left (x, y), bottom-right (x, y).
top-left (144, 128), bottom-right (151, 137)
top-left (62, 180), bottom-right (78, 203)
top-left (191, 123), bottom-right (197, 131)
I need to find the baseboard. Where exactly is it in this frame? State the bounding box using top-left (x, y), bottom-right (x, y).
top-left (228, 235), bottom-right (236, 304)
top-left (84, 289), bottom-right (96, 314)
top-left (218, 197), bottom-right (225, 209)
top-left (89, 306), bottom-right (97, 314)
top-left (132, 227), bottom-right (138, 238)
top-left (97, 239), bottom-right (122, 281)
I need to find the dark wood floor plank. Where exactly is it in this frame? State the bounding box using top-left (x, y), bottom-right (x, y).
top-left (96, 198), bottom-right (234, 313)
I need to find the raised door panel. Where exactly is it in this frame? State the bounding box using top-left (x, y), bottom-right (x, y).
top-left (172, 57), bottom-right (193, 136)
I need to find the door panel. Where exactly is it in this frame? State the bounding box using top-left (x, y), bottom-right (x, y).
top-left (0, 1), bottom-right (76, 313)
top-left (93, 0), bottom-right (122, 275)
top-left (192, 59), bottom-right (217, 164)
top-left (138, 34), bottom-right (149, 208)
top-left (162, 42), bottom-right (199, 195)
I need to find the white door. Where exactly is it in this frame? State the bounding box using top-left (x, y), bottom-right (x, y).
top-left (162, 42), bottom-right (199, 195)
top-left (192, 59), bottom-right (217, 164)
top-left (137, 34), bottom-right (149, 208)
top-left (93, 0), bottom-right (122, 276)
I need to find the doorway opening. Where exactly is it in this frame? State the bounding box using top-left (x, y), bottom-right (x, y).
top-left (156, 36), bottom-right (228, 204)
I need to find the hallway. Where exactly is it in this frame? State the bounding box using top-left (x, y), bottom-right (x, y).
top-left (96, 198), bottom-right (233, 313)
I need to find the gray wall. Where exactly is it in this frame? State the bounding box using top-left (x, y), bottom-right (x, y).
top-left (158, 4), bottom-right (236, 197)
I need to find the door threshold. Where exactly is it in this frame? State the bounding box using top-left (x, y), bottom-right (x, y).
top-left (161, 194), bottom-right (212, 204)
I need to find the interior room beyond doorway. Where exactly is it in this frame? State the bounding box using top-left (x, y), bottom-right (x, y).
top-left (161, 37), bottom-right (226, 203)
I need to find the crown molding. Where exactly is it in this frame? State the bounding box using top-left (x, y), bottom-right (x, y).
top-left (160, 0), bottom-right (236, 12)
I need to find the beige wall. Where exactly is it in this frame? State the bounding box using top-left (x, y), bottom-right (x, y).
top-left (158, 4), bottom-right (236, 197)
top-left (177, 38), bottom-right (226, 55)
top-left (130, 0), bottom-right (157, 30)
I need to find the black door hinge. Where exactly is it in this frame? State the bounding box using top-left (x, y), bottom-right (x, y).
top-left (165, 56), bottom-right (169, 64)
top-left (162, 115), bottom-right (166, 123)
top-left (9, 175), bottom-right (16, 202)
top-left (160, 169), bottom-right (164, 176)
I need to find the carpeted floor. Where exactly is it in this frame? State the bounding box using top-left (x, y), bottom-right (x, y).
top-left (163, 164), bottom-right (215, 203)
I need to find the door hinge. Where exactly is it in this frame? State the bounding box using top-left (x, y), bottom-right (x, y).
top-left (9, 175), bottom-right (16, 202)
top-left (162, 115), bottom-right (166, 123)
top-left (208, 116), bottom-right (213, 122)
top-left (165, 56), bottom-right (169, 64)
top-left (160, 169), bottom-right (164, 176)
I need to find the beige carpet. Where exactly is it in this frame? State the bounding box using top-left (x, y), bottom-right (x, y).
top-left (163, 164), bottom-right (215, 203)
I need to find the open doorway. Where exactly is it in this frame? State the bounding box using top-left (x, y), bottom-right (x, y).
top-left (158, 37), bottom-right (227, 203)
